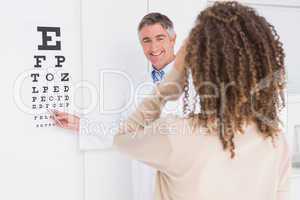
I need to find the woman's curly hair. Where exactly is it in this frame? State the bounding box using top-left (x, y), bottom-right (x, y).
top-left (183, 1), bottom-right (286, 158)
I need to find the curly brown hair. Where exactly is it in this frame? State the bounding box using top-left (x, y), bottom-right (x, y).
top-left (183, 1), bottom-right (286, 158)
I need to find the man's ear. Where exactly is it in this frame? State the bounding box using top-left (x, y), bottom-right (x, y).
top-left (171, 34), bottom-right (177, 45)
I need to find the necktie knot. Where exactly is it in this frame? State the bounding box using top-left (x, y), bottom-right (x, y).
top-left (151, 69), bottom-right (165, 83)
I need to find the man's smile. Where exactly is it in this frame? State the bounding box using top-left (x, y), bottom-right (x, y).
top-left (150, 50), bottom-right (164, 57)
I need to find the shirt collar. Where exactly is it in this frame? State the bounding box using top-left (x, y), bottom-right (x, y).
top-left (151, 59), bottom-right (175, 77)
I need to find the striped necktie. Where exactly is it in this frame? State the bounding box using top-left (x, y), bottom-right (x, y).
top-left (151, 69), bottom-right (165, 83)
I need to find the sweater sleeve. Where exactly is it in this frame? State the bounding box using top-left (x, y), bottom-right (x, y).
top-left (113, 67), bottom-right (184, 171)
top-left (113, 117), bottom-right (176, 171)
top-left (116, 67), bottom-right (185, 134)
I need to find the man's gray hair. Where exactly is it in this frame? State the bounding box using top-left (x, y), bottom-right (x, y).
top-left (138, 12), bottom-right (175, 37)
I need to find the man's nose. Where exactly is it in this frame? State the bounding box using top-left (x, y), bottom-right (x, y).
top-left (150, 41), bottom-right (160, 51)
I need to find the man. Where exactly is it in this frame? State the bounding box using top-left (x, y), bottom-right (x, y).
top-left (138, 13), bottom-right (176, 84)
top-left (52, 12), bottom-right (180, 200)
top-left (132, 13), bottom-right (178, 200)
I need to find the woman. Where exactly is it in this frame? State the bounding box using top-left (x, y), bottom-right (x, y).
top-left (113, 1), bottom-right (291, 200)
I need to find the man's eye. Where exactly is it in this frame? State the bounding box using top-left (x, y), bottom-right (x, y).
top-left (143, 40), bottom-right (151, 43)
top-left (157, 37), bottom-right (164, 41)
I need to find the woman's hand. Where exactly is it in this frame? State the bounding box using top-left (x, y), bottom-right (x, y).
top-left (50, 110), bottom-right (80, 133)
top-left (174, 38), bottom-right (188, 73)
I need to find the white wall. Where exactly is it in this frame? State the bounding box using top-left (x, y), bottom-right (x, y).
top-left (80, 0), bottom-right (148, 199)
top-left (0, 0), bottom-right (84, 200)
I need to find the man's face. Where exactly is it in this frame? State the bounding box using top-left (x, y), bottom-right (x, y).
top-left (139, 23), bottom-right (176, 70)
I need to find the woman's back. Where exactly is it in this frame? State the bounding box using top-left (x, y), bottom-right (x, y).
top-left (153, 116), bottom-right (290, 200)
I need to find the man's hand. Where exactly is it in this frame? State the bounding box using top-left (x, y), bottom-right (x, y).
top-left (50, 110), bottom-right (80, 133)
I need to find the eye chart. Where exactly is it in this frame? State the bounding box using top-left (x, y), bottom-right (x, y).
top-left (31, 26), bottom-right (71, 128)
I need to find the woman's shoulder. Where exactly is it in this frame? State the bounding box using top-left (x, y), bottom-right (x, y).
top-left (154, 114), bottom-right (209, 137)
